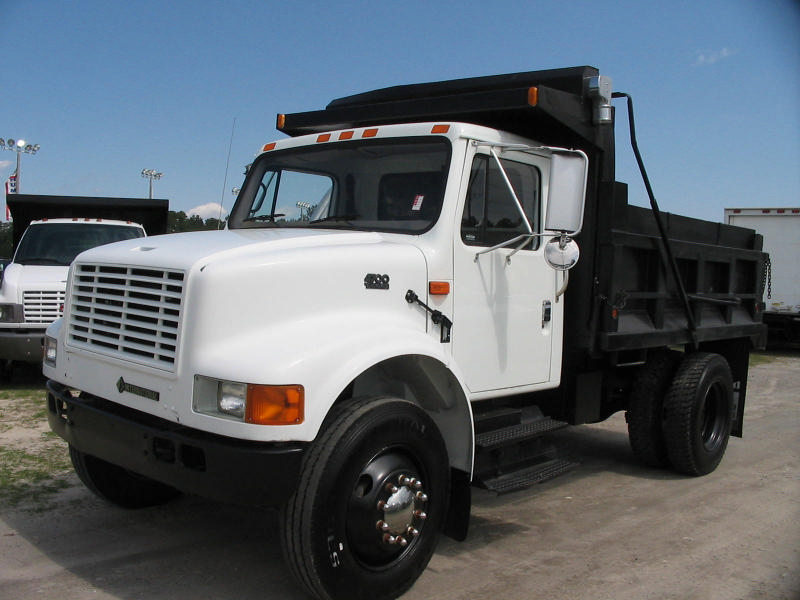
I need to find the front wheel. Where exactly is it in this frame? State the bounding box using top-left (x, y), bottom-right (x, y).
top-left (280, 397), bottom-right (450, 600)
top-left (662, 353), bottom-right (734, 476)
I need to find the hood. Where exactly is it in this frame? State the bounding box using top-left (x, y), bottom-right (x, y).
top-left (0, 262), bottom-right (68, 292)
top-left (73, 228), bottom-right (391, 271)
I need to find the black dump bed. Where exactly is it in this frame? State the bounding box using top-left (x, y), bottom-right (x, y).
top-left (7, 195), bottom-right (169, 252)
top-left (278, 67), bottom-right (767, 363)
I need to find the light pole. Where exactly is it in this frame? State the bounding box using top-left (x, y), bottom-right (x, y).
top-left (0, 138), bottom-right (40, 193)
top-left (141, 169), bottom-right (163, 199)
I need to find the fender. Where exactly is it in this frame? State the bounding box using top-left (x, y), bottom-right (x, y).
top-left (191, 311), bottom-right (475, 474)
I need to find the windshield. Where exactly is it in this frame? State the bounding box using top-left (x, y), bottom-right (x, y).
top-left (229, 137), bottom-right (451, 234)
top-left (14, 223), bottom-right (144, 266)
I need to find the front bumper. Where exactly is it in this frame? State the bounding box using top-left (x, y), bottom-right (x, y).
top-left (0, 328), bottom-right (45, 362)
top-left (46, 380), bottom-right (305, 507)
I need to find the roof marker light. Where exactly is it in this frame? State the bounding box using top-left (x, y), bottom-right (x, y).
top-left (262, 142), bottom-right (277, 152)
top-left (276, 114), bottom-right (286, 129)
top-left (362, 128), bottom-right (379, 138)
top-left (339, 131), bottom-right (354, 140)
top-left (431, 124), bottom-right (450, 134)
top-left (317, 133), bottom-right (331, 143)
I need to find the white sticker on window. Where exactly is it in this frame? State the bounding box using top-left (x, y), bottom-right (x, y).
top-left (412, 195), bottom-right (424, 211)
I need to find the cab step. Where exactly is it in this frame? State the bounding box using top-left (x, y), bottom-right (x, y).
top-left (481, 458), bottom-right (577, 494)
top-left (471, 405), bottom-right (576, 494)
top-left (475, 416), bottom-right (568, 449)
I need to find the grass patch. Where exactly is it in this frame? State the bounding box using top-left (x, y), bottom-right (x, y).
top-left (0, 383), bottom-right (74, 511)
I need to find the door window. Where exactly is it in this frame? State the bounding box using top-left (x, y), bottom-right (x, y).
top-left (460, 155), bottom-right (541, 249)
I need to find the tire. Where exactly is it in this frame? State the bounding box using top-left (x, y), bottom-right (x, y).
top-left (626, 349), bottom-right (681, 467)
top-left (662, 353), bottom-right (734, 476)
top-left (69, 446), bottom-right (181, 508)
top-left (280, 397), bottom-right (449, 600)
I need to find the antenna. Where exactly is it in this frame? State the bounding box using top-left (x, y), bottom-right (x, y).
top-left (218, 117), bottom-right (237, 227)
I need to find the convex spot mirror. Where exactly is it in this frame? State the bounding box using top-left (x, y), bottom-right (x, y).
top-left (544, 152), bottom-right (588, 235)
top-left (544, 235), bottom-right (580, 271)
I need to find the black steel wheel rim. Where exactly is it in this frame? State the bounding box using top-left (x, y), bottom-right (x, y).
top-left (344, 448), bottom-right (429, 569)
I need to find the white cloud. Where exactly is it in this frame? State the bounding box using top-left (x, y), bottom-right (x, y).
top-left (693, 47), bottom-right (738, 67)
top-left (187, 202), bottom-right (228, 220)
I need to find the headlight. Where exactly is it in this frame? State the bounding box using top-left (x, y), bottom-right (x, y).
top-left (194, 376), bottom-right (304, 425)
top-left (44, 336), bottom-right (58, 366)
top-left (218, 381), bottom-right (247, 418)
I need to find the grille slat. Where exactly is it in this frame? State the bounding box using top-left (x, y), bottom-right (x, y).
top-left (23, 290), bottom-right (66, 323)
top-left (67, 264), bottom-right (185, 371)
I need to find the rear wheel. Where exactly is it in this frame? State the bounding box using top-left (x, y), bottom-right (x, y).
top-left (281, 397), bottom-right (449, 600)
top-left (662, 353), bottom-right (734, 476)
top-left (626, 348), bottom-right (681, 467)
top-left (69, 446), bottom-right (181, 508)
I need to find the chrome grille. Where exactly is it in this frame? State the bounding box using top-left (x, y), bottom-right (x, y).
top-left (68, 264), bottom-right (185, 370)
top-left (23, 290), bottom-right (66, 323)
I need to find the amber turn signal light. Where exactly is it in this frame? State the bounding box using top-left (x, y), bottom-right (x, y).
top-left (245, 384), bottom-right (304, 425)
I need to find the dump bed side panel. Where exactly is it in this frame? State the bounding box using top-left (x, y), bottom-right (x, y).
top-left (564, 182), bottom-right (767, 368)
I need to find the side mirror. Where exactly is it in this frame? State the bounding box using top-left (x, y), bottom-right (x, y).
top-left (544, 151), bottom-right (588, 235)
top-left (544, 235), bottom-right (580, 271)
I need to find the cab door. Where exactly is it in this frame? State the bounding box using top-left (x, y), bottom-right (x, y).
top-left (452, 150), bottom-right (556, 394)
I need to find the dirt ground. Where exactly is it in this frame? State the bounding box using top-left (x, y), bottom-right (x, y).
top-left (0, 353), bottom-right (798, 600)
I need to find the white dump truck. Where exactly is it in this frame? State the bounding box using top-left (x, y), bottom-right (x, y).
top-left (725, 207), bottom-right (799, 345)
top-left (44, 67), bottom-right (766, 600)
top-left (0, 195), bottom-right (167, 376)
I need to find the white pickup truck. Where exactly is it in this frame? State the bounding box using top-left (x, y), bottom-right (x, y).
top-left (44, 67), bottom-right (767, 600)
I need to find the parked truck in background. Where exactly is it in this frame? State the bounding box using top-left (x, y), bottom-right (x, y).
top-left (725, 207), bottom-right (799, 345)
top-left (0, 195), bottom-right (168, 376)
top-left (44, 67), bottom-right (767, 600)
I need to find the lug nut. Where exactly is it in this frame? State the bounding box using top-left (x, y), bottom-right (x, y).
top-left (413, 510), bottom-right (427, 520)
top-left (383, 534), bottom-right (396, 545)
top-left (386, 484), bottom-right (399, 494)
top-left (396, 536), bottom-right (408, 547)
top-left (413, 480), bottom-right (423, 490)
top-left (415, 491), bottom-right (428, 502)
top-left (407, 526), bottom-right (419, 537)
top-left (376, 520), bottom-right (390, 532)
top-left (377, 500), bottom-right (387, 511)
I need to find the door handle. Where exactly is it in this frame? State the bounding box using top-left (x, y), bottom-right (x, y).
top-left (542, 300), bottom-right (552, 327)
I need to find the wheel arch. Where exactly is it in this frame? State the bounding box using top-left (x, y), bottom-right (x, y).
top-left (338, 354), bottom-right (474, 476)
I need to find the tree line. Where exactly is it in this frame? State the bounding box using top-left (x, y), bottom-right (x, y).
top-left (0, 211), bottom-right (227, 258)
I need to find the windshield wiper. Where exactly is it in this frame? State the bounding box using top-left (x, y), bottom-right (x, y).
top-left (309, 214), bottom-right (359, 225)
top-left (243, 213), bottom-right (286, 223)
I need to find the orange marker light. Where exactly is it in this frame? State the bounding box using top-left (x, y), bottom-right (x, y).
top-left (527, 87), bottom-right (539, 106)
top-left (245, 384), bottom-right (304, 425)
top-left (317, 133), bottom-right (331, 143)
top-left (262, 142), bottom-right (277, 152)
top-left (431, 124), bottom-right (450, 134)
top-left (339, 131), bottom-right (354, 140)
top-left (429, 281), bottom-right (450, 296)
top-left (276, 114), bottom-right (286, 129)
top-left (362, 128), bottom-right (379, 138)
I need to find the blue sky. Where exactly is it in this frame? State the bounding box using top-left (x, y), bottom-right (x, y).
top-left (1, 0), bottom-right (798, 223)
